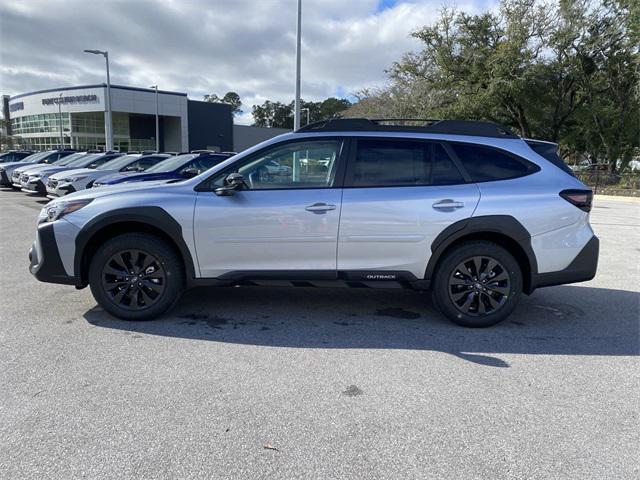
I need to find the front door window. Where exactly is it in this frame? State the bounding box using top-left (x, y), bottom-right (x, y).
top-left (210, 140), bottom-right (341, 190)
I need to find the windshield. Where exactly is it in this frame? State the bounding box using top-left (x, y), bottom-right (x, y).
top-left (20, 151), bottom-right (52, 163)
top-left (96, 154), bottom-right (141, 171)
top-left (53, 152), bottom-right (86, 166)
top-left (63, 153), bottom-right (101, 168)
top-left (146, 154), bottom-right (197, 173)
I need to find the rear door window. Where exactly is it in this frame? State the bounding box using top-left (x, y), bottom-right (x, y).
top-left (350, 139), bottom-right (430, 187)
top-left (347, 139), bottom-right (467, 188)
top-left (432, 144), bottom-right (465, 185)
top-left (450, 143), bottom-right (539, 182)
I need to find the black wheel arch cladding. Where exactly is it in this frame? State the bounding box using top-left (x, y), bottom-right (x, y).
top-left (74, 206), bottom-right (196, 284)
top-left (425, 215), bottom-right (538, 293)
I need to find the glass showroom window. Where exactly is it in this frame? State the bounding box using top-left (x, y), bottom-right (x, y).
top-left (20, 136), bottom-right (72, 151)
top-left (71, 112), bottom-right (105, 135)
top-left (11, 114), bottom-right (70, 135)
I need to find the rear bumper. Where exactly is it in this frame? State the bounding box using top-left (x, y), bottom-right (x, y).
top-left (29, 223), bottom-right (80, 286)
top-left (531, 235), bottom-right (599, 290)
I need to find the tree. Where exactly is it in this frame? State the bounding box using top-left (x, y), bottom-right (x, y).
top-left (251, 97), bottom-right (352, 128)
top-left (203, 91), bottom-right (242, 116)
top-left (571, 0), bottom-right (639, 171)
top-left (252, 100), bottom-right (294, 128)
top-left (349, 0), bottom-right (639, 170)
top-left (0, 117), bottom-right (21, 150)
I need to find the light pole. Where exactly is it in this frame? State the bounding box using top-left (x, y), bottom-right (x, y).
top-left (57, 93), bottom-right (64, 148)
top-left (84, 49), bottom-right (113, 151)
top-left (294, 0), bottom-right (302, 131)
top-left (150, 85), bottom-right (159, 152)
top-left (301, 107), bottom-right (310, 126)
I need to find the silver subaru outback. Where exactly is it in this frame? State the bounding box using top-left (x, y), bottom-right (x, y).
top-left (29, 119), bottom-right (598, 327)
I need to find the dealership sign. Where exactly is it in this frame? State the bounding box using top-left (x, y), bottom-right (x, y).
top-left (42, 94), bottom-right (99, 106)
top-left (9, 102), bottom-right (24, 112)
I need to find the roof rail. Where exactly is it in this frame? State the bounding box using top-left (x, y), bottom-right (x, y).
top-left (296, 118), bottom-right (518, 139)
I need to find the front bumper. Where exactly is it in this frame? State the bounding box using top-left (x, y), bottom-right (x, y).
top-left (46, 180), bottom-right (75, 199)
top-left (11, 172), bottom-right (23, 188)
top-left (29, 222), bottom-right (79, 286)
top-left (21, 178), bottom-right (46, 194)
top-left (531, 235), bottom-right (599, 290)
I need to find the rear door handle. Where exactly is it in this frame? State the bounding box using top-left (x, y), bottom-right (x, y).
top-left (305, 202), bottom-right (337, 214)
top-left (432, 199), bottom-right (465, 209)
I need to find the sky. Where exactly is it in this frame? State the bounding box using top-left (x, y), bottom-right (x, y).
top-left (0, 0), bottom-right (495, 124)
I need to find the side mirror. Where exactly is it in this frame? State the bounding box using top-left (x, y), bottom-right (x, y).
top-left (181, 167), bottom-right (200, 178)
top-left (215, 172), bottom-right (245, 196)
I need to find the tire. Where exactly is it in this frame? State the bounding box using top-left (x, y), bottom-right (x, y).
top-left (88, 233), bottom-right (185, 321)
top-left (431, 240), bottom-right (522, 327)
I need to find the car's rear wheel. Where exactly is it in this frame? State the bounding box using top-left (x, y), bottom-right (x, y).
top-left (431, 241), bottom-right (522, 327)
top-left (89, 233), bottom-right (184, 320)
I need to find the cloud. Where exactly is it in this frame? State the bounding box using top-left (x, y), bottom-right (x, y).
top-left (0, 0), bottom-right (494, 124)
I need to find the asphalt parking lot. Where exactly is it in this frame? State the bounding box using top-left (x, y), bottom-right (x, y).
top-left (0, 189), bottom-right (638, 479)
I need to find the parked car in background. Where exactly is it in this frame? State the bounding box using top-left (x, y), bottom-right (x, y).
top-left (13, 152), bottom-right (88, 189)
top-left (22, 153), bottom-right (121, 195)
top-left (30, 118), bottom-right (598, 327)
top-left (19, 152), bottom-right (92, 194)
top-left (0, 150), bottom-right (76, 188)
top-left (46, 153), bottom-right (169, 198)
top-left (569, 158), bottom-right (610, 173)
top-left (0, 151), bottom-right (34, 163)
top-left (92, 152), bottom-right (232, 188)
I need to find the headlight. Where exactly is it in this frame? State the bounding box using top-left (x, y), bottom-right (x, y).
top-left (61, 176), bottom-right (87, 183)
top-left (38, 199), bottom-right (93, 224)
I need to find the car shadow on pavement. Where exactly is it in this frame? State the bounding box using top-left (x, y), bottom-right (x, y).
top-left (84, 284), bottom-right (639, 367)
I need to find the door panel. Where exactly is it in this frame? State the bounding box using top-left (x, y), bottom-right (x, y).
top-left (337, 184), bottom-right (480, 278)
top-left (338, 137), bottom-right (479, 279)
top-left (194, 189), bottom-right (342, 277)
top-left (193, 137), bottom-right (346, 277)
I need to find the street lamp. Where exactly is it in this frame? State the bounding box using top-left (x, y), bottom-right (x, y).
top-left (84, 49), bottom-right (113, 151)
top-left (57, 93), bottom-right (64, 148)
top-left (293, 0), bottom-right (302, 130)
top-left (149, 85), bottom-right (159, 153)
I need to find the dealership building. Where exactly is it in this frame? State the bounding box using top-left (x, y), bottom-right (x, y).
top-left (2, 85), bottom-right (287, 153)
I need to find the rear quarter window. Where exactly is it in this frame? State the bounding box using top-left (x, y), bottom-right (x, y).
top-left (526, 140), bottom-right (575, 176)
top-left (450, 143), bottom-right (539, 182)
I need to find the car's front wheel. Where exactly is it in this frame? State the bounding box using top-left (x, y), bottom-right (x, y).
top-left (431, 241), bottom-right (522, 327)
top-left (88, 233), bottom-right (184, 320)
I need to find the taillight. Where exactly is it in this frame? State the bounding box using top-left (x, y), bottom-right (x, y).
top-left (560, 189), bottom-right (593, 212)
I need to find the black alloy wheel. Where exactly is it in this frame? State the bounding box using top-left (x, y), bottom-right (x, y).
top-left (448, 256), bottom-right (511, 316)
top-left (101, 249), bottom-right (166, 310)
top-left (89, 233), bottom-right (184, 320)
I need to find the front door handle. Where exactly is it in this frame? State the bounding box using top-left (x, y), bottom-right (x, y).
top-left (305, 202), bottom-right (336, 214)
top-left (432, 199), bottom-right (465, 209)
